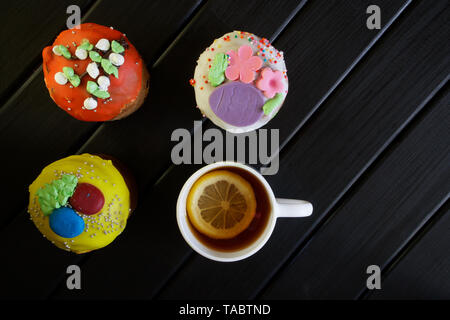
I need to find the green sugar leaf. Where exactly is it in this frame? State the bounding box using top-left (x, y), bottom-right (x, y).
top-left (86, 80), bottom-right (99, 94)
top-left (112, 67), bottom-right (119, 78)
top-left (88, 79), bottom-right (110, 98)
top-left (111, 40), bottom-right (125, 53)
top-left (101, 58), bottom-right (119, 78)
top-left (62, 67), bottom-right (74, 78)
top-left (89, 51), bottom-right (102, 62)
top-left (262, 93), bottom-right (284, 116)
top-left (63, 67), bottom-right (80, 87)
top-left (36, 174), bottom-right (78, 216)
top-left (208, 53), bottom-right (228, 87)
top-left (79, 39), bottom-right (93, 51)
top-left (58, 45), bottom-right (71, 59)
top-left (101, 58), bottom-right (112, 70)
top-left (69, 75), bottom-right (81, 87)
top-left (92, 89), bottom-right (110, 99)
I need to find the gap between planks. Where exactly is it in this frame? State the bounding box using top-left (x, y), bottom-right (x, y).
top-left (254, 74), bottom-right (449, 300)
top-left (361, 197), bottom-right (450, 299)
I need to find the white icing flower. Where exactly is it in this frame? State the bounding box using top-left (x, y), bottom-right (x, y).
top-left (75, 47), bottom-right (88, 60)
top-left (97, 76), bottom-right (110, 91)
top-left (95, 38), bottom-right (110, 51)
top-left (83, 97), bottom-right (97, 110)
top-left (108, 53), bottom-right (124, 66)
top-left (52, 46), bottom-right (62, 56)
top-left (87, 62), bottom-right (99, 79)
top-left (54, 72), bottom-right (67, 85)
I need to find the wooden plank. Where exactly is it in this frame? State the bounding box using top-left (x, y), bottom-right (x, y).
top-left (369, 202), bottom-right (450, 300)
top-left (52, 0), bottom-right (410, 299)
top-left (157, 0), bottom-right (449, 299)
top-left (0, 0), bottom-right (93, 104)
top-left (48, 0), bottom-right (307, 299)
top-left (0, 0), bottom-right (203, 229)
top-left (0, 0), bottom-right (204, 299)
top-left (261, 88), bottom-right (450, 299)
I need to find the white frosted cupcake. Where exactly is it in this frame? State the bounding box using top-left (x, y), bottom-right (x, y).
top-left (190, 31), bottom-right (288, 133)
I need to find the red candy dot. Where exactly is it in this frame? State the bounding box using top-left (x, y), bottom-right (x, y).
top-left (69, 183), bottom-right (105, 215)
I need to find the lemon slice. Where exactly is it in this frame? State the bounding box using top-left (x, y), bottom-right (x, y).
top-left (187, 170), bottom-right (257, 239)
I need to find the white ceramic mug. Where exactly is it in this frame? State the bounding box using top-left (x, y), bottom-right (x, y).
top-left (176, 161), bottom-right (313, 262)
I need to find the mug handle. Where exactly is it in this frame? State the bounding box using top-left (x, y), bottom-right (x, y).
top-left (276, 198), bottom-right (313, 218)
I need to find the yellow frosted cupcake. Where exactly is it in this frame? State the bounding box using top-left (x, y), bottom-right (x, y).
top-left (28, 153), bottom-right (136, 253)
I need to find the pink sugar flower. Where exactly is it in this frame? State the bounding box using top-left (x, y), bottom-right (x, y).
top-left (225, 45), bottom-right (263, 83)
top-left (256, 67), bottom-right (285, 98)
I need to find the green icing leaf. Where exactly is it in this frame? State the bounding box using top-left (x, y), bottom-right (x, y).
top-left (89, 51), bottom-right (102, 62)
top-left (92, 90), bottom-right (110, 99)
top-left (112, 67), bottom-right (119, 79)
top-left (101, 58), bottom-right (119, 78)
top-left (69, 75), bottom-right (81, 87)
top-left (58, 45), bottom-right (71, 59)
top-left (208, 53), bottom-right (228, 87)
top-left (87, 80), bottom-right (110, 98)
top-left (101, 58), bottom-right (112, 70)
top-left (63, 67), bottom-right (80, 87)
top-left (111, 40), bottom-right (125, 53)
top-left (86, 80), bottom-right (99, 94)
top-left (62, 67), bottom-right (75, 78)
top-left (36, 174), bottom-right (78, 216)
top-left (262, 93), bottom-right (284, 116)
top-left (79, 39), bottom-right (93, 51)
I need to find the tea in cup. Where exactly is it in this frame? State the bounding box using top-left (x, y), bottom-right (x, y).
top-left (176, 161), bottom-right (312, 262)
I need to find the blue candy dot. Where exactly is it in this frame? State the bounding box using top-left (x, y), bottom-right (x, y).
top-left (49, 207), bottom-right (85, 238)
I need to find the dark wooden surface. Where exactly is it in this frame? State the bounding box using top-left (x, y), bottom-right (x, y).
top-left (0, 0), bottom-right (448, 300)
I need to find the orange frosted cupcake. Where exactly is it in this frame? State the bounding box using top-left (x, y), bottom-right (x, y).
top-left (42, 23), bottom-right (149, 121)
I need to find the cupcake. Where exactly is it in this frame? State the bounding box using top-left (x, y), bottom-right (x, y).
top-left (42, 23), bottom-right (149, 121)
top-left (191, 31), bottom-right (288, 133)
top-left (28, 154), bottom-right (136, 253)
